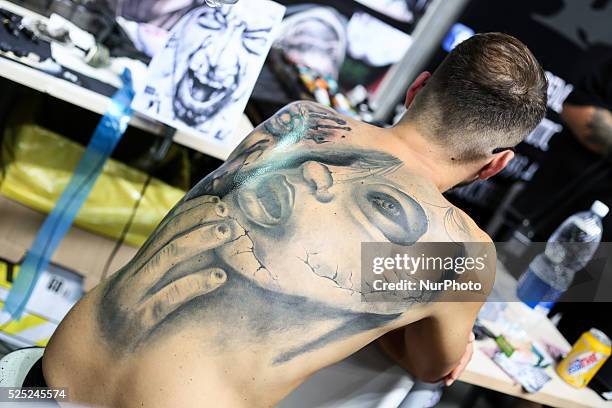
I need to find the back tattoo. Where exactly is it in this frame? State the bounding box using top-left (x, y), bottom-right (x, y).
top-left (98, 101), bottom-right (479, 364)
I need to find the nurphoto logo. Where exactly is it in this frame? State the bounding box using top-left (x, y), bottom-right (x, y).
top-left (361, 242), bottom-right (495, 303)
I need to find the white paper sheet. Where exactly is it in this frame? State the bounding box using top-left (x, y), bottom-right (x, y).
top-left (133, 1), bottom-right (285, 142)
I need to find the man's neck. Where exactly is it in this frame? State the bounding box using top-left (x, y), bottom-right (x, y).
top-left (379, 123), bottom-right (475, 192)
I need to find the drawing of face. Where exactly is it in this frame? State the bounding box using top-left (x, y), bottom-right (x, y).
top-left (171, 6), bottom-right (273, 126)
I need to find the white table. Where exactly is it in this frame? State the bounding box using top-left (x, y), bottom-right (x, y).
top-left (459, 263), bottom-right (612, 408)
top-left (0, 0), bottom-right (254, 160)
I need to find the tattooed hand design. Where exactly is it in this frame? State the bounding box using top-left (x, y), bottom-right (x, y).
top-left (99, 195), bottom-right (254, 350)
top-left (264, 102), bottom-right (352, 144)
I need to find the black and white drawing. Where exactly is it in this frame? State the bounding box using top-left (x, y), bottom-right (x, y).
top-left (133, 1), bottom-right (285, 141)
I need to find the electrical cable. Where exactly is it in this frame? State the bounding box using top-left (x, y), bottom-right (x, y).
top-left (100, 127), bottom-right (176, 281)
top-left (100, 173), bottom-right (152, 281)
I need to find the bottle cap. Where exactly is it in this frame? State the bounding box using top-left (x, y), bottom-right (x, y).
top-left (590, 328), bottom-right (611, 347)
top-left (591, 200), bottom-right (609, 218)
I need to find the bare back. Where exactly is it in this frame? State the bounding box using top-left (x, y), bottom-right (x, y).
top-left (43, 101), bottom-right (492, 408)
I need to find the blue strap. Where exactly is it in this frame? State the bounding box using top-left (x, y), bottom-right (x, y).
top-left (4, 69), bottom-right (135, 319)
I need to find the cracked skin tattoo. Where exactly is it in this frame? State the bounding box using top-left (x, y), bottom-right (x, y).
top-left (98, 101), bottom-right (480, 364)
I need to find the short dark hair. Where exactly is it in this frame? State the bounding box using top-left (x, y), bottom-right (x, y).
top-left (403, 32), bottom-right (547, 161)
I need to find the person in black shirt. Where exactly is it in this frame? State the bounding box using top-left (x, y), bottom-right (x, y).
top-left (562, 44), bottom-right (612, 160)
top-left (513, 45), bottom-right (612, 243)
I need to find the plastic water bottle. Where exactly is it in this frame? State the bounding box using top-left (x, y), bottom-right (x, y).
top-left (517, 200), bottom-right (609, 313)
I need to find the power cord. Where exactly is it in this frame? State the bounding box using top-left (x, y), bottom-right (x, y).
top-left (100, 126), bottom-right (177, 281)
top-left (100, 172), bottom-right (152, 281)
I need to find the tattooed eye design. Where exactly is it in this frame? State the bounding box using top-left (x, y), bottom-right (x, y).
top-left (356, 184), bottom-right (428, 246)
top-left (370, 193), bottom-right (402, 220)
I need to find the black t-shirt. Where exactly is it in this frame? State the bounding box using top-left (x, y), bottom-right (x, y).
top-left (565, 44), bottom-right (612, 111)
top-left (513, 45), bottom-right (612, 242)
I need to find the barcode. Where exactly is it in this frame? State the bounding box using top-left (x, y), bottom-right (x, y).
top-left (46, 278), bottom-right (64, 293)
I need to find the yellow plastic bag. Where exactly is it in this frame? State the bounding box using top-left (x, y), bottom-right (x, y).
top-left (0, 123), bottom-right (185, 247)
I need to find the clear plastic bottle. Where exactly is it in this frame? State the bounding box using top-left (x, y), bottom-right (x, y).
top-left (516, 200), bottom-right (609, 313)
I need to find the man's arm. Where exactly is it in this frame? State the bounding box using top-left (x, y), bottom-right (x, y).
top-left (378, 301), bottom-right (480, 383)
top-left (378, 213), bottom-right (494, 383)
top-left (562, 103), bottom-right (612, 158)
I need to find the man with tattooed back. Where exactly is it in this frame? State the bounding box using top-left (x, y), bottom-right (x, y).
top-left (41, 33), bottom-right (547, 407)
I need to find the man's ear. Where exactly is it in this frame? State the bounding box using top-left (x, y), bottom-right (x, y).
top-left (405, 71), bottom-right (431, 108)
top-left (477, 150), bottom-right (514, 180)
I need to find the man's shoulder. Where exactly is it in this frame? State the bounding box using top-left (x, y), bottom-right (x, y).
top-left (281, 99), bottom-right (337, 113)
top-left (264, 100), bottom-right (356, 141)
top-left (449, 205), bottom-right (492, 242)
top-left (225, 100), bottom-right (347, 161)
top-left (432, 199), bottom-right (492, 244)
top-left (273, 100), bottom-right (347, 124)
top-left (443, 202), bottom-right (496, 279)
